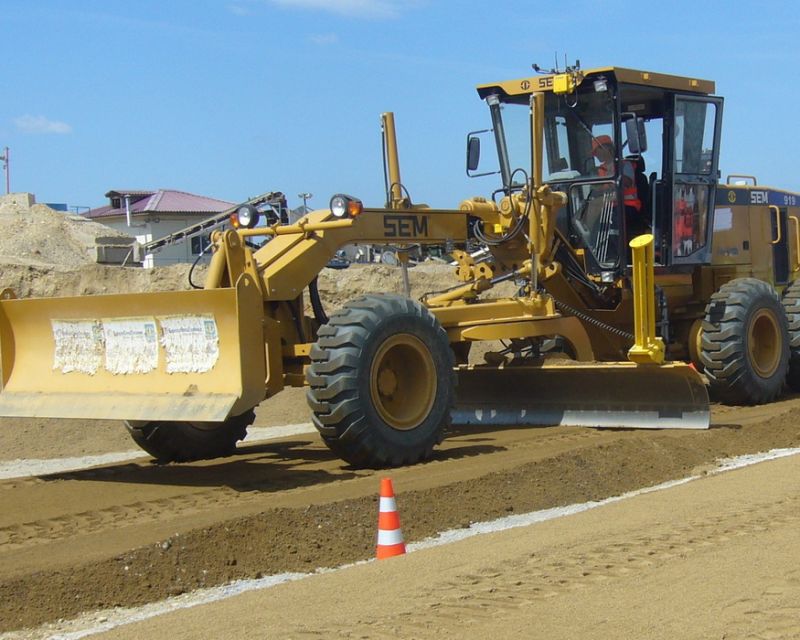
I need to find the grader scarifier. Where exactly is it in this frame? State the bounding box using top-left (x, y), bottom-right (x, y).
top-left (2, 65), bottom-right (798, 468)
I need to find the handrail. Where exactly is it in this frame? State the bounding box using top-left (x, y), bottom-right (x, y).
top-left (238, 217), bottom-right (353, 237)
top-left (769, 205), bottom-right (782, 245)
top-left (789, 215), bottom-right (800, 272)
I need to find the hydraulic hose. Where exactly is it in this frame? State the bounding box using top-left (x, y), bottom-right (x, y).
top-left (309, 277), bottom-right (329, 325)
top-left (553, 297), bottom-right (635, 343)
top-left (188, 250), bottom-right (206, 289)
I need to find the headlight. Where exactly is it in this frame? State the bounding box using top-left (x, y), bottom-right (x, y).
top-left (330, 195), bottom-right (348, 218)
top-left (232, 204), bottom-right (260, 229)
top-left (329, 194), bottom-right (363, 218)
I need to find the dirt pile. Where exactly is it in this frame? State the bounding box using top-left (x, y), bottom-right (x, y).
top-left (0, 194), bottom-right (486, 303)
top-left (316, 262), bottom-right (517, 305)
top-left (316, 262), bottom-right (485, 307)
top-left (0, 263), bottom-right (203, 299)
top-left (0, 194), bottom-right (135, 269)
top-left (0, 260), bottom-right (471, 308)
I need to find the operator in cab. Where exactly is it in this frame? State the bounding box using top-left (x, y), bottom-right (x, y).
top-left (591, 135), bottom-right (648, 239)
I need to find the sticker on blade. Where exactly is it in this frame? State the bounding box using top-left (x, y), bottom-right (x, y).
top-left (51, 320), bottom-right (103, 374)
top-left (159, 315), bottom-right (220, 373)
top-left (102, 318), bottom-right (159, 374)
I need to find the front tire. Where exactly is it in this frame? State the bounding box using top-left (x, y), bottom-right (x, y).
top-left (700, 278), bottom-right (789, 404)
top-left (306, 294), bottom-right (455, 468)
top-left (781, 280), bottom-right (800, 391)
top-left (125, 410), bottom-right (255, 463)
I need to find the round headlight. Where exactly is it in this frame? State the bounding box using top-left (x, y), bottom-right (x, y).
top-left (236, 204), bottom-right (260, 229)
top-left (330, 195), bottom-right (348, 218)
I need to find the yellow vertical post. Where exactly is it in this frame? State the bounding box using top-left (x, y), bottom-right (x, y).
top-left (528, 92), bottom-right (545, 298)
top-left (531, 93), bottom-right (544, 189)
top-left (627, 233), bottom-right (665, 364)
top-left (381, 112), bottom-right (404, 209)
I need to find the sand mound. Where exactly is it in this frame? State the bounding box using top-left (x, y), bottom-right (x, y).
top-left (0, 261), bottom-right (463, 307)
top-left (0, 195), bottom-right (490, 305)
top-left (0, 195), bottom-right (134, 268)
top-left (0, 262), bottom-right (203, 299)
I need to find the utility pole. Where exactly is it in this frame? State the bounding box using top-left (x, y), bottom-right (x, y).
top-left (298, 192), bottom-right (312, 211)
top-left (0, 147), bottom-right (9, 194)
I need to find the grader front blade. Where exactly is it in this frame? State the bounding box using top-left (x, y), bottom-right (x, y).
top-left (0, 275), bottom-right (267, 422)
top-left (452, 362), bottom-right (710, 429)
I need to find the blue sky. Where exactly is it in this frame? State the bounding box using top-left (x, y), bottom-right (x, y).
top-left (1, 1), bottom-right (798, 212)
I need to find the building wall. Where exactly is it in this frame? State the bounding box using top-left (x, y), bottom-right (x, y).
top-left (98, 214), bottom-right (213, 267)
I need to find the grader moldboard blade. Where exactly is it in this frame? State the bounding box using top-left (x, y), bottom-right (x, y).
top-left (0, 275), bottom-right (266, 422)
top-left (452, 362), bottom-right (710, 430)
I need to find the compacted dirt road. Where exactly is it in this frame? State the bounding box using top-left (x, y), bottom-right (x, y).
top-left (1, 390), bottom-right (799, 637)
top-left (99, 451), bottom-right (800, 640)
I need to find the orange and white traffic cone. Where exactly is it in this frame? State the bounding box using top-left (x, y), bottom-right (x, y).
top-left (376, 477), bottom-right (406, 560)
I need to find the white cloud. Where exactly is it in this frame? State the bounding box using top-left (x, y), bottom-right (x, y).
top-left (14, 115), bottom-right (73, 135)
top-left (309, 32), bottom-right (339, 45)
top-left (227, 3), bottom-right (252, 15)
top-left (267, 0), bottom-right (414, 19)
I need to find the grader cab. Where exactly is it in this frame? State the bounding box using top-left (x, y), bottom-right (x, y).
top-left (5, 64), bottom-right (794, 469)
top-left (468, 64), bottom-right (799, 406)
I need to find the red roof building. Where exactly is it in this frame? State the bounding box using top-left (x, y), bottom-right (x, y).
top-left (85, 189), bottom-right (233, 220)
top-left (83, 189), bottom-right (234, 267)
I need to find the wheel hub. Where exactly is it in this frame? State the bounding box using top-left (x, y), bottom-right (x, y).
top-left (370, 334), bottom-right (437, 431)
top-left (748, 308), bottom-right (781, 378)
top-left (377, 368), bottom-right (398, 397)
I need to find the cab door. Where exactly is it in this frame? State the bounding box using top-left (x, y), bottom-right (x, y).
top-left (668, 94), bottom-right (724, 265)
top-left (771, 205), bottom-right (790, 285)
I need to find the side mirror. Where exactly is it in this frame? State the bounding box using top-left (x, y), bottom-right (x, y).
top-left (467, 136), bottom-right (481, 173)
top-left (624, 115), bottom-right (648, 154)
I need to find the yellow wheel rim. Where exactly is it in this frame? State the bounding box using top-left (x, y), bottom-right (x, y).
top-left (748, 309), bottom-right (781, 378)
top-left (688, 318), bottom-right (704, 370)
top-left (370, 334), bottom-right (437, 430)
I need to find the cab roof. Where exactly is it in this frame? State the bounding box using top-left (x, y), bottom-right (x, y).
top-left (476, 66), bottom-right (715, 100)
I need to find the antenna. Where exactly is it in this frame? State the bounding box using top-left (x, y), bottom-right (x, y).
top-left (533, 57), bottom-right (581, 75)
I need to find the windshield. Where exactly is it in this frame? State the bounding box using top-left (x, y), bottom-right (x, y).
top-left (498, 101), bottom-right (531, 187)
top-left (541, 89), bottom-right (616, 183)
top-left (485, 97), bottom-right (531, 191)
top-left (486, 88), bottom-right (617, 190)
top-left (480, 87), bottom-right (623, 272)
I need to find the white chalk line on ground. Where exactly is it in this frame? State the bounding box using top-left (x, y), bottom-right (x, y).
top-left (0, 423), bottom-right (316, 480)
top-left (3, 445), bottom-right (798, 640)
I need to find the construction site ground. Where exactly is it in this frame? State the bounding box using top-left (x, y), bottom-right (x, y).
top-left (2, 389), bottom-right (799, 639)
top-left (0, 208), bottom-right (798, 638)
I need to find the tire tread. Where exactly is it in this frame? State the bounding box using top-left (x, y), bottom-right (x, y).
top-left (700, 278), bottom-right (788, 404)
top-left (306, 294), bottom-right (454, 468)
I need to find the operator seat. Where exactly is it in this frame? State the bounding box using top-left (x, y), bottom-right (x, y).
top-left (628, 155), bottom-right (650, 221)
top-left (624, 155), bottom-right (651, 239)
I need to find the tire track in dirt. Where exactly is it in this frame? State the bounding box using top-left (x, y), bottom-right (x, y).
top-left (1, 406), bottom-right (799, 632)
top-left (721, 568), bottom-right (800, 639)
top-left (0, 489), bottom-right (251, 550)
top-left (1, 396), bottom-right (791, 558)
top-left (325, 494), bottom-right (800, 639)
top-left (0, 427), bottom-right (602, 552)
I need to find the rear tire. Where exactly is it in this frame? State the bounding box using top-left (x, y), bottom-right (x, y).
top-left (306, 294), bottom-right (455, 468)
top-left (700, 278), bottom-right (788, 404)
top-left (125, 410), bottom-right (255, 463)
top-left (781, 280), bottom-right (800, 391)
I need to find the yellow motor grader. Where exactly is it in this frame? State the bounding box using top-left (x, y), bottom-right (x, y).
top-left (1, 65), bottom-right (797, 468)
